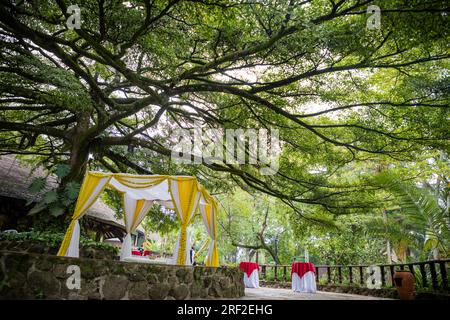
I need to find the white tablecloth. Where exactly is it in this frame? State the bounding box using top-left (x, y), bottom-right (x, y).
top-left (243, 269), bottom-right (260, 288)
top-left (292, 271), bottom-right (316, 293)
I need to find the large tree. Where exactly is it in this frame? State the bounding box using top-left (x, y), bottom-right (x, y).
top-left (0, 0), bottom-right (448, 218)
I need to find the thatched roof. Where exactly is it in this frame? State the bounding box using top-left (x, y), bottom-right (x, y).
top-left (0, 155), bottom-right (125, 229)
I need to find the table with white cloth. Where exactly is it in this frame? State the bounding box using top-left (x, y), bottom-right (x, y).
top-left (291, 262), bottom-right (317, 293)
top-left (239, 262), bottom-right (260, 288)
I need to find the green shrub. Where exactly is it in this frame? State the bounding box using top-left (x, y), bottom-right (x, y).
top-left (0, 230), bottom-right (119, 255)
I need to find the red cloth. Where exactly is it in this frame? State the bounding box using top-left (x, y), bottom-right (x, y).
top-left (239, 262), bottom-right (259, 277)
top-left (143, 250), bottom-right (150, 256)
top-left (131, 250), bottom-right (142, 256)
top-left (291, 262), bottom-right (316, 278)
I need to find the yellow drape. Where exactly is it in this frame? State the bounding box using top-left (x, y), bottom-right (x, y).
top-left (169, 177), bottom-right (200, 265)
top-left (113, 174), bottom-right (167, 189)
top-left (57, 172), bottom-right (112, 256)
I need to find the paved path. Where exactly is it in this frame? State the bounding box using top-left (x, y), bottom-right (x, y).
top-left (240, 287), bottom-right (392, 300)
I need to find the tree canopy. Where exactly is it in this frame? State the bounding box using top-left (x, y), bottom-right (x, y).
top-left (0, 0), bottom-right (449, 220)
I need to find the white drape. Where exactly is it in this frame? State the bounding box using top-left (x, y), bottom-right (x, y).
top-left (292, 271), bottom-right (317, 293)
top-left (120, 193), bottom-right (154, 261)
top-left (199, 198), bottom-right (216, 265)
top-left (63, 174), bottom-right (111, 257)
top-left (66, 220), bottom-right (80, 258)
top-left (243, 269), bottom-right (260, 288)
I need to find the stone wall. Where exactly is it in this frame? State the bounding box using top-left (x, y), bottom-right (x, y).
top-left (0, 250), bottom-right (245, 300)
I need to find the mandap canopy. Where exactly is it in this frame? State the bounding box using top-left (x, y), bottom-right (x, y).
top-left (57, 172), bottom-right (219, 267)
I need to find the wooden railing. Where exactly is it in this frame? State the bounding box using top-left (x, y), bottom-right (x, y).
top-left (258, 259), bottom-right (450, 292)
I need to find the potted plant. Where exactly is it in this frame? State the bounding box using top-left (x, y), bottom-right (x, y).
top-left (393, 271), bottom-right (416, 300)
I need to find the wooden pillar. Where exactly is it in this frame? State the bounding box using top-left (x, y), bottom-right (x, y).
top-left (380, 266), bottom-right (386, 287)
top-left (429, 262), bottom-right (439, 290)
top-left (439, 261), bottom-right (448, 290)
top-left (327, 266), bottom-right (332, 284)
top-left (389, 265), bottom-right (395, 287)
top-left (419, 263), bottom-right (428, 288)
top-left (349, 267), bottom-right (353, 284)
top-left (359, 266), bottom-right (364, 285)
top-left (338, 266), bottom-right (342, 284)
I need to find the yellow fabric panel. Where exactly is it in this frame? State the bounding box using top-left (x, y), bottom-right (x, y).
top-left (178, 224), bottom-right (189, 265)
top-left (208, 202), bottom-right (220, 267)
top-left (131, 199), bottom-right (145, 230)
top-left (176, 178), bottom-right (198, 223)
top-left (113, 174), bottom-right (167, 189)
top-left (56, 219), bottom-right (76, 256)
top-left (168, 177), bottom-right (200, 265)
top-left (57, 172), bottom-right (112, 256)
top-left (204, 204), bottom-right (212, 230)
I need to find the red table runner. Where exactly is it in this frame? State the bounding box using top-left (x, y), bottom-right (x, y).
top-left (239, 262), bottom-right (259, 277)
top-left (291, 262), bottom-right (315, 278)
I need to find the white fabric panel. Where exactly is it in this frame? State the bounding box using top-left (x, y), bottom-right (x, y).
top-left (120, 194), bottom-right (154, 261)
top-left (66, 175), bottom-right (110, 258)
top-left (199, 196), bottom-right (216, 264)
top-left (243, 269), bottom-right (260, 288)
top-left (120, 233), bottom-right (132, 261)
top-left (292, 271), bottom-right (317, 293)
top-left (79, 176), bottom-right (111, 213)
top-left (155, 200), bottom-right (175, 209)
top-left (109, 177), bottom-right (172, 201)
top-left (66, 219), bottom-right (80, 258)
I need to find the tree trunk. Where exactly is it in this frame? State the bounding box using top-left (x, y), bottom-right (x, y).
top-left (383, 210), bottom-right (392, 264)
top-left (62, 112), bottom-right (92, 187)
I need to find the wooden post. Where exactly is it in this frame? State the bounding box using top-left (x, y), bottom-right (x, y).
top-left (359, 266), bottom-right (364, 285)
top-left (380, 265), bottom-right (386, 287)
top-left (327, 266), bottom-right (331, 284)
top-left (349, 267), bottom-right (353, 285)
top-left (439, 261), bottom-right (448, 290)
top-left (274, 265), bottom-right (278, 281)
top-left (429, 262), bottom-right (439, 290)
top-left (338, 266), bottom-right (342, 284)
top-left (283, 266), bottom-right (287, 282)
top-left (389, 265), bottom-right (395, 287)
top-left (408, 264), bottom-right (414, 275)
top-left (419, 263), bottom-right (428, 288)
top-left (262, 265), bottom-right (266, 280)
top-left (316, 267), bottom-right (319, 283)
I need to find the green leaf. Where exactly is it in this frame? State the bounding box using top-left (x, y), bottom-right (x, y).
top-left (28, 202), bottom-right (47, 216)
top-left (65, 181), bottom-right (80, 200)
top-left (28, 177), bottom-right (46, 194)
top-left (54, 164), bottom-right (70, 179)
top-left (49, 203), bottom-right (65, 217)
top-left (43, 190), bottom-right (58, 204)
